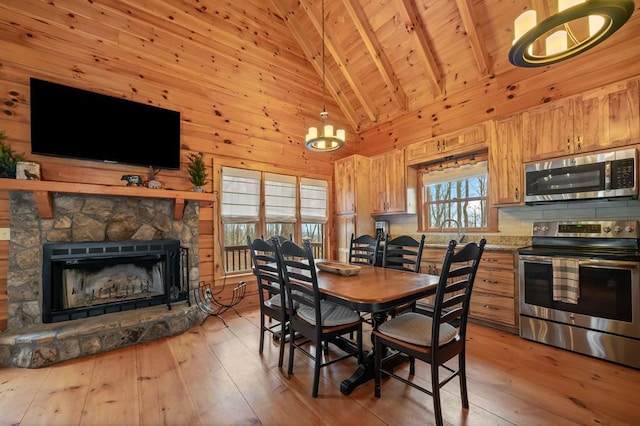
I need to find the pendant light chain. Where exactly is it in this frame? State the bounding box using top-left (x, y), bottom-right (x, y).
top-left (321, 0), bottom-right (326, 114)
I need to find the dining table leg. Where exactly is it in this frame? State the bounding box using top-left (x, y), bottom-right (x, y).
top-left (340, 310), bottom-right (408, 395)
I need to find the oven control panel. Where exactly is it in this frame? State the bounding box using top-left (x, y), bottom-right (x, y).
top-left (532, 220), bottom-right (639, 238)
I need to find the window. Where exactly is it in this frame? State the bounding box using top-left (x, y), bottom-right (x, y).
top-left (221, 167), bottom-right (328, 272)
top-left (221, 167), bottom-right (260, 272)
top-left (421, 161), bottom-right (491, 230)
top-left (300, 178), bottom-right (328, 258)
top-left (264, 173), bottom-right (296, 240)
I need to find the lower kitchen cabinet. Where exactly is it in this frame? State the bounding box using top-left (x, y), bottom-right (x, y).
top-left (471, 250), bottom-right (517, 331)
top-left (416, 246), bottom-right (518, 332)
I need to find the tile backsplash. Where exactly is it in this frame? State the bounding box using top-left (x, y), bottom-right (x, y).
top-left (384, 198), bottom-right (640, 238)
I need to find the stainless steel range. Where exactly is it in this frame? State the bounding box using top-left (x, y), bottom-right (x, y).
top-left (518, 220), bottom-right (640, 369)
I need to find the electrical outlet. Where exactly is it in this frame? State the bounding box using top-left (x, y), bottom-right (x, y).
top-left (0, 228), bottom-right (9, 240)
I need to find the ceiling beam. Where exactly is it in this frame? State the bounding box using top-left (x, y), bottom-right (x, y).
top-left (393, 0), bottom-right (443, 96)
top-left (454, 0), bottom-right (492, 76)
top-left (270, 0), bottom-right (360, 131)
top-left (299, 0), bottom-right (378, 123)
top-left (342, 0), bottom-right (408, 112)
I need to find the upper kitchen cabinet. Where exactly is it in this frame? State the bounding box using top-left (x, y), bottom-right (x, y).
top-left (406, 123), bottom-right (489, 166)
top-left (335, 154), bottom-right (364, 215)
top-left (489, 115), bottom-right (523, 206)
top-left (578, 78), bottom-right (639, 152)
top-left (523, 78), bottom-right (640, 162)
top-left (522, 96), bottom-right (575, 163)
top-left (334, 155), bottom-right (373, 262)
top-left (370, 148), bottom-right (417, 215)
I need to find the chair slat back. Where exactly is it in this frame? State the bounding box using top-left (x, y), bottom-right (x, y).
top-left (432, 238), bottom-right (487, 343)
top-left (247, 236), bottom-right (284, 306)
top-left (274, 239), bottom-right (322, 321)
top-left (348, 234), bottom-right (381, 265)
top-left (382, 234), bottom-right (426, 273)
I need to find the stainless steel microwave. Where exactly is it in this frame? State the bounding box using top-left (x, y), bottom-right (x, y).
top-left (524, 148), bottom-right (637, 203)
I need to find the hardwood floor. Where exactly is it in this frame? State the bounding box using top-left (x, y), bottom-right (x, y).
top-left (1, 307), bottom-right (640, 426)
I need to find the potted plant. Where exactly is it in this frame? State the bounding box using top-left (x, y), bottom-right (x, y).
top-left (0, 130), bottom-right (25, 178)
top-left (187, 152), bottom-right (208, 192)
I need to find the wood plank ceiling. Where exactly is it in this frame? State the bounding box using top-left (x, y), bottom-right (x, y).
top-left (270, 0), bottom-right (640, 145)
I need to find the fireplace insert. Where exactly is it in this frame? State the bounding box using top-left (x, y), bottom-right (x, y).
top-left (42, 239), bottom-right (189, 323)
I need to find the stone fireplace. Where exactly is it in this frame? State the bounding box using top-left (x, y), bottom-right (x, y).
top-left (0, 191), bottom-right (206, 368)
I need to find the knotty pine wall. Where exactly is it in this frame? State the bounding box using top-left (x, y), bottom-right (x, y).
top-left (0, 0), bottom-right (354, 329)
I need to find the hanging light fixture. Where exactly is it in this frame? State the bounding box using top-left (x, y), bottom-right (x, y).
top-left (509, 0), bottom-right (634, 67)
top-left (305, 0), bottom-right (345, 152)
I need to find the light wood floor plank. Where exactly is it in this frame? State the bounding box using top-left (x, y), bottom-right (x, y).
top-left (168, 326), bottom-right (261, 425)
top-left (79, 347), bottom-right (140, 425)
top-left (136, 338), bottom-right (200, 426)
top-left (1, 307), bottom-right (639, 426)
top-left (18, 357), bottom-right (94, 426)
top-left (0, 365), bottom-right (49, 426)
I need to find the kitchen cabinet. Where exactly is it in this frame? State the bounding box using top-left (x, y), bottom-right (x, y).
top-left (522, 78), bottom-right (640, 162)
top-left (406, 122), bottom-right (488, 166)
top-left (416, 246), bottom-right (517, 332)
top-left (489, 115), bottom-right (523, 206)
top-left (579, 78), bottom-right (639, 152)
top-left (470, 250), bottom-right (517, 331)
top-left (522, 96), bottom-right (575, 163)
top-left (334, 155), bottom-right (373, 262)
top-left (370, 148), bottom-right (417, 214)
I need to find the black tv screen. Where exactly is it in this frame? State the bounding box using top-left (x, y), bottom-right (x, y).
top-left (30, 77), bottom-right (181, 170)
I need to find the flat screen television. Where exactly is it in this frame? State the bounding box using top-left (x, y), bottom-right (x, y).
top-left (30, 77), bottom-right (181, 170)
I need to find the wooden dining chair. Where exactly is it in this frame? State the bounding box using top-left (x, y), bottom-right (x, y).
top-left (273, 238), bottom-right (364, 398)
top-left (382, 234), bottom-right (425, 273)
top-left (348, 233), bottom-right (381, 266)
top-left (372, 238), bottom-right (487, 426)
top-left (247, 236), bottom-right (289, 368)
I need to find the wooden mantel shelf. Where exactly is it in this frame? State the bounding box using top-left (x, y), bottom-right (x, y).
top-left (0, 179), bottom-right (215, 220)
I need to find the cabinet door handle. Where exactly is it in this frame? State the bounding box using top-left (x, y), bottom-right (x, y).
top-left (442, 140), bottom-right (446, 151)
top-left (483, 305), bottom-right (499, 311)
top-left (437, 140), bottom-right (440, 152)
top-left (566, 138), bottom-right (571, 151)
top-left (514, 187), bottom-right (519, 200)
top-left (575, 136), bottom-right (582, 151)
top-left (482, 279), bottom-right (500, 284)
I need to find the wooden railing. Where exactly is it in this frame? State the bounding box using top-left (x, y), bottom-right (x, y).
top-left (224, 242), bottom-right (324, 272)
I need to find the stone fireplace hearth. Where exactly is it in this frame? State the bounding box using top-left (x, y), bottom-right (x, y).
top-left (0, 192), bottom-right (206, 368)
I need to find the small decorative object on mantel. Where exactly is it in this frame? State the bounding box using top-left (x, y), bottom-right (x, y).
top-left (0, 130), bottom-right (25, 179)
top-left (147, 166), bottom-right (162, 189)
top-left (16, 161), bottom-right (41, 180)
top-left (187, 152), bottom-right (208, 192)
top-left (121, 174), bottom-right (144, 186)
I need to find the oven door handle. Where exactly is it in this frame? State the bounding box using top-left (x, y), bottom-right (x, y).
top-left (579, 260), bottom-right (639, 269)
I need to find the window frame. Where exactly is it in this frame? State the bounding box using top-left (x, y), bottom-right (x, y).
top-left (417, 155), bottom-right (498, 233)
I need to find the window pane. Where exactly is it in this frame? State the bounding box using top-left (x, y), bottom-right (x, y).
top-left (265, 223), bottom-right (295, 240)
top-left (223, 223), bottom-right (256, 273)
top-left (423, 162), bottom-right (488, 229)
top-left (302, 223), bottom-right (325, 258)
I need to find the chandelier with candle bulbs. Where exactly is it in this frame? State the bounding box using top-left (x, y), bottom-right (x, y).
top-left (509, 0), bottom-right (634, 68)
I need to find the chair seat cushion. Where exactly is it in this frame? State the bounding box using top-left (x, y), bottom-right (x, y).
top-left (297, 300), bottom-right (361, 326)
top-left (266, 294), bottom-right (283, 307)
top-left (377, 312), bottom-right (457, 347)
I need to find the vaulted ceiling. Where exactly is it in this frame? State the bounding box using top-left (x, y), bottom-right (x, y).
top-left (272, 0), bottom-right (640, 138)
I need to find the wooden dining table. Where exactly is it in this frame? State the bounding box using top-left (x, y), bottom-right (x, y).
top-left (313, 261), bottom-right (440, 395)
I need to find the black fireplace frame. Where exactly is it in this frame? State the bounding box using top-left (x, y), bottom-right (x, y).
top-left (42, 239), bottom-right (189, 323)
